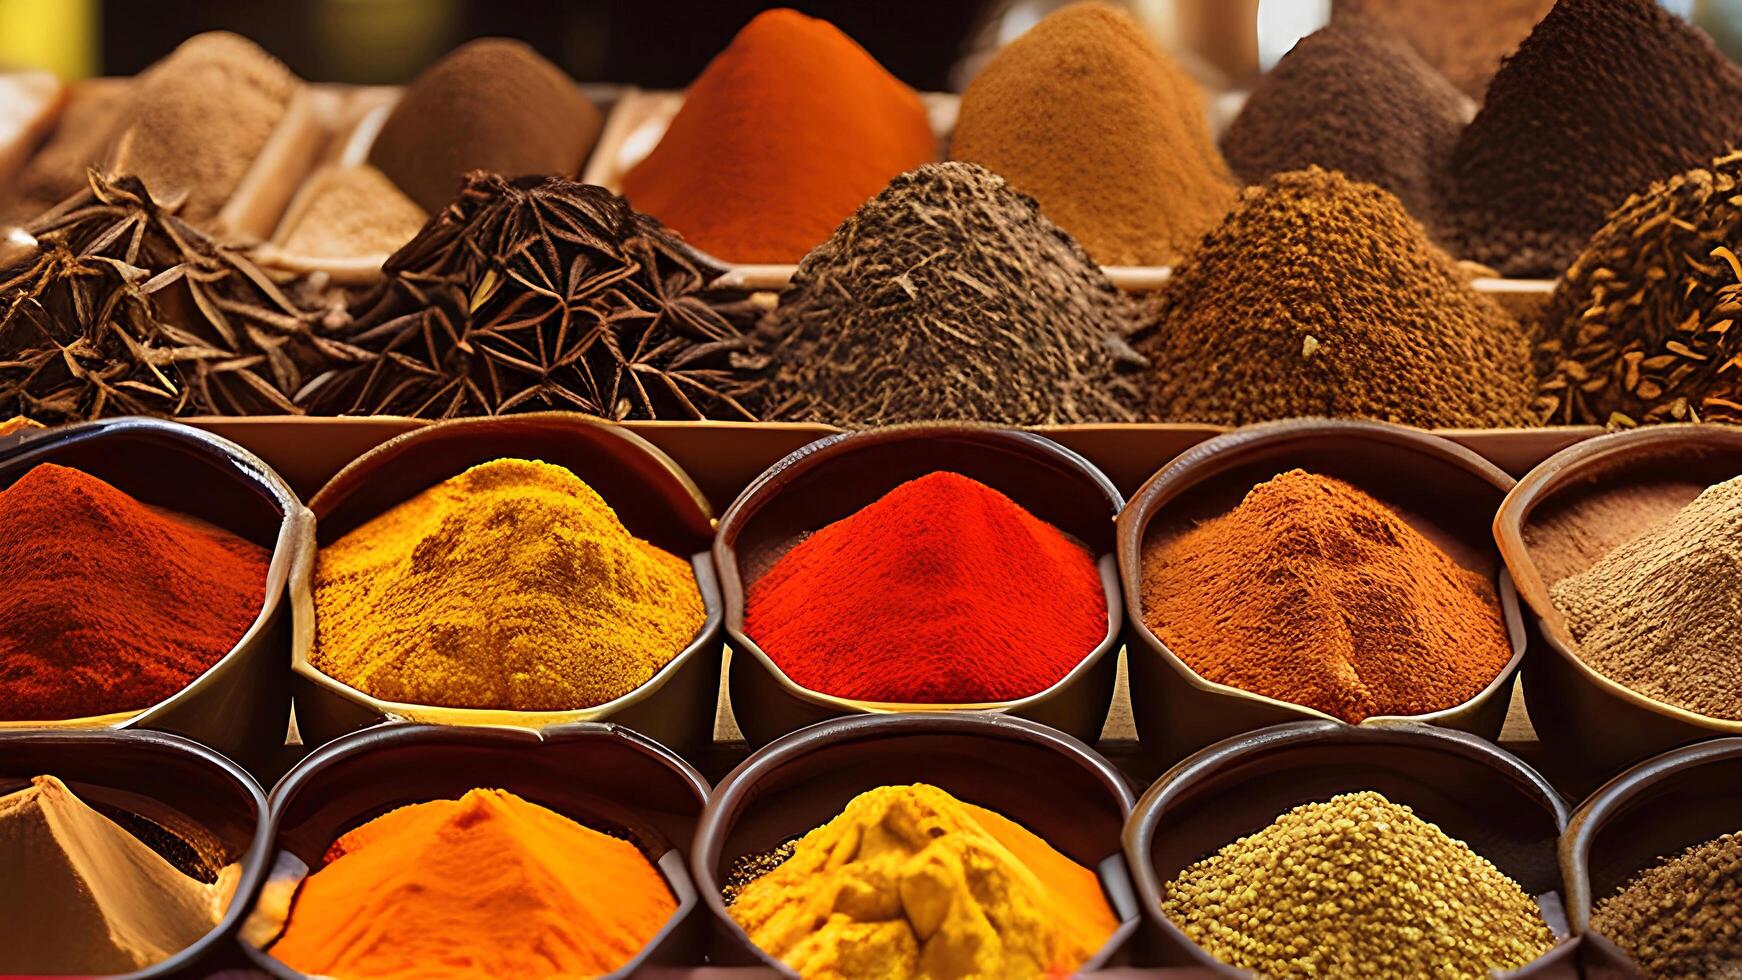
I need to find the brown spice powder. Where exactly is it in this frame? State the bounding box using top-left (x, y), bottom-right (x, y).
top-left (279, 165), bottom-right (428, 259)
top-left (1591, 831), bottom-right (1742, 979)
top-left (2, 78), bottom-right (132, 224)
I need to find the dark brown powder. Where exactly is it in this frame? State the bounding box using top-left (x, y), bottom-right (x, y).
top-left (1591, 831), bottom-right (1742, 979)
top-left (1335, 0), bottom-right (1554, 101)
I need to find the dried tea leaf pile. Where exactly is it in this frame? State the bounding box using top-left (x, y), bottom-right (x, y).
top-left (762, 162), bottom-right (1146, 426)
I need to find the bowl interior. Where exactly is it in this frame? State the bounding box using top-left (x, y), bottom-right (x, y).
top-left (1581, 750), bottom-right (1742, 906)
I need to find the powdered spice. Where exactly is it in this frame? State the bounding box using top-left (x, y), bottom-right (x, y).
top-left (1591, 830), bottom-right (1742, 978)
top-left (1141, 470), bottom-right (1513, 722)
top-left (2, 78), bottom-right (131, 224)
top-left (277, 165), bottom-right (427, 259)
top-left (1335, 0), bottom-right (1553, 101)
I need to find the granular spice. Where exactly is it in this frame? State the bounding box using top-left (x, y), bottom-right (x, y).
top-left (312, 458), bottom-right (704, 711)
top-left (1162, 791), bottom-right (1556, 979)
top-left (745, 471), bottom-right (1107, 704)
top-left (949, 2), bottom-right (1235, 266)
top-left (622, 9), bottom-right (935, 264)
top-left (1134, 167), bottom-right (1536, 427)
top-left (1590, 830), bottom-right (1742, 979)
top-left (2, 78), bottom-right (131, 224)
top-left (1441, 0), bottom-right (1742, 277)
top-left (0, 464), bottom-right (270, 721)
top-left (762, 162), bottom-right (1146, 426)
top-left (278, 165), bottom-right (428, 259)
top-left (1141, 470), bottom-right (1513, 722)
top-left (1334, 0), bottom-right (1554, 100)
top-left (1551, 474), bottom-right (1742, 720)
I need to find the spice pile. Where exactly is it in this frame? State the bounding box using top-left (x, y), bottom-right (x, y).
top-left (623, 9), bottom-right (934, 264)
top-left (728, 784), bottom-right (1117, 978)
top-left (949, 2), bottom-right (1234, 266)
top-left (0, 775), bottom-right (238, 975)
top-left (1441, 0), bottom-right (1742, 277)
top-left (276, 165), bottom-right (428, 259)
top-left (761, 163), bottom-right (1145, 426)
top-left (1162, 791), bottom-right (1556, 978)
top-left (1551, 474), bottom-right (1742, 720)
top-left (0, 464), bottom-right (269, 720)
top-left (1334, 0), bottom-right (1553, 100)
top-left (1, 78), bottom-right (131, 223)
top-left (1591, 829), bottom-right (1742, 978)
top-left (1135, 167), bottom-right (1536, 428)
top-left (270, 789), bottom-right (674, 979)
top-left (745, 472), bottom-right (1106, 704)
top-left (312, 458), bottom-right (703, 711)
top-left (1536, 151), bottom-right (1742, 426)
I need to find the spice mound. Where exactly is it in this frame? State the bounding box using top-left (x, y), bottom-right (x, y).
top-left (745, 471), bottom-right (1107, 704)
top-left (1135, 167), bottom-right (1536, 428)
top-left (369, 38), bottom-right (601, 215)
top-left (622, 8), bottom-right (935, 264)
top-left (1536, 151), bottom-right (1742, 426)
top-left (1162, 791), bottom-right (1556, 979)
top-left (762, 162), bottom-right (1146, 426)
top-left (0, 775), bottom-right (238, 975)
top-left (1591, 829), bottom-right (1742, 979)
top-left (270, 788), bottom-right (675, 980)
top-left (1551, 474), bottom-right (1742, 720)
top-left (2, 77), bottom-right (132, 223)
top-left (1333, 0), bottom-right (1553, 101)
top-left (277, 165), bottom-right (428, 259)
top-left (1142, 470), bottom-right (1512, 722)
top-left (949, 1), bottom-right (1235, 266)
top-left (1220, 15), bottom-right (1468, 229)
top-left (729, 784), bottom-right (1118, 980)
top-left (312, 458), bottom-right (704, 711)
top-left (0, 463), bottom-right (270, 721)
top-left (1441, 0), bottom-right (1742, 277)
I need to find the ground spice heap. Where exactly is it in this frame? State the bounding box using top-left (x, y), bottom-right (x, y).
top-left (950, 2), bottom-right (1235, 266)
top-left (302, 173), bottom-right (765, 420)
top-left (1, 78), bottom-right (131, 223)
top-left (1441, 0), bottom-right (1742, 277)
top-left (730, 784), bottom-right (1117, 979)
top-left (369, 39), bottom-right (601, 215)
top-left (278, 165), bottom-right (428, 259)
top-left (1142, 470), bottom-right (1512, 722)
top-left (1136, 167), bottom-right (1536, 427)
top-left (1220, 15), bottom-right (1467, 229)
top-left (762, 163), bottom-right (1145, 426)
top-left (1591, 829), bottom-right (1742, 978)
top-left (0, 776), bottom-right (238, 975)
top-left (1164, 791), bottom-right (1555, 978)
top-left (0, 464), bottom-right (269, 721)
top-left (623, 9), bottom-right (934, 264)
top-left (1551, 474), bottom-right (1742, 720)
top-left (1536, 151), bottom-right (1742, 426)
top-left (313, 458), bottom-right (703, 711)
top-left (745, 472), bottom-right (1106, 704)
top-left (1335, 0), bottom-right (1553, 100)
top-left (270, 789), bottom-right (674, 979)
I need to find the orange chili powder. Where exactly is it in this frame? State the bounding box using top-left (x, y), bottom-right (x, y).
top-left (621, 8), bottom-right (936, 264)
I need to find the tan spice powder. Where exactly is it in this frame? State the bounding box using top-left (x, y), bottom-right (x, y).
top-left (279, 165), bottom-right (428, 259)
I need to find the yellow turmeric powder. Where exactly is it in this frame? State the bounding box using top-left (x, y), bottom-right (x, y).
top-left (729, 784), bottom-right (1118, 979)
top-left (269, 788), bottom-right (676, 979)
top-left (312, 458), bottom-right (705, 710)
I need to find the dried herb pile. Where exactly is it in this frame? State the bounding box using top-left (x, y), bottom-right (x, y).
top-left (300, 173), bottom-right (765, 420)
top-left (1537, 151), bottom-right (1742, 426)
top-left (761, 162), bottom-right (1146, 426)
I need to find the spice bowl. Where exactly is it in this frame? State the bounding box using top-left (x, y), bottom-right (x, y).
top-left (237, 721), bottom-right (709, 978)
top-left (1124, 721), bottom-right (1578, 976)
top-left (713, 424), bottom-right (1125, 748)
top-left (1561, 737), bottom-right (1742, 977)
top-left (692, 712), bottom-right (1142, 972)
top-left (1116, 419), bottom-right (1526, 766)
top-left (290, 412), bottom-right (724, 755)
top-left (0, 728), bottom-right (272, 977)
top-left (0, 417), bottom-right (305, 776)
top-left (1494, 424), bottom-right (1742, 781)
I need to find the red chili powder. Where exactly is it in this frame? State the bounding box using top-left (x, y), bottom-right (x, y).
top-left (0, 463), bottom-right (271, 720)
top-left (744, 471), bottom-right (1107, 703)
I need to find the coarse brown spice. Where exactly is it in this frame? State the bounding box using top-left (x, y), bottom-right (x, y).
top-left (1591, 831), bottom-right (1742, 979)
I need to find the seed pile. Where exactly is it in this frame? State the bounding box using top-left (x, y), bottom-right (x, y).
top-left (762, 162), bottom-right (1145, 426)
top-left (1551, 474), bottom-right (1742, 720)
top-left (1442, 0), bottom-right (1742, 277)
top-left (1135, 167), bottom-right (1536, 427)
top-left (1162, 791), bottom-right (1556, 979)
top-left (1591, 830), bottom-right (1742, 979)
top-left (1221, 15), bottom-right (1467, 228)
top-left (1536, 151), bottom-right (1742, 426)
top-left (1334, 0), bottom-right (1553, 100)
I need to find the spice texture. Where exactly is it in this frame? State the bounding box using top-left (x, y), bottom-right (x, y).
top-left (1591, 830), bottom-right (1742, 979)
top-left (950, 2), bottom-right (1235, 266)
top-left (1162, 791), bottom-right (1555, 979)
top-left (0, 464), bottom-right (269, 720)
top-left (745, 472), bottom-right (1106, 703)
top-left (1, 78), bottom-right (132, 223)
top-left (278, 165), bottom-right (428, 259)
top-left (1334, 0), bottom-right (1553, 100)
top-left (312, 458), bottom-right (703, 711)
top-left (270, 788), bottom-right (674, 979)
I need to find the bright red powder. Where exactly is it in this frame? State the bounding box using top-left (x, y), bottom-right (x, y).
top-left (744, 471), bottom-right (1107, 703)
